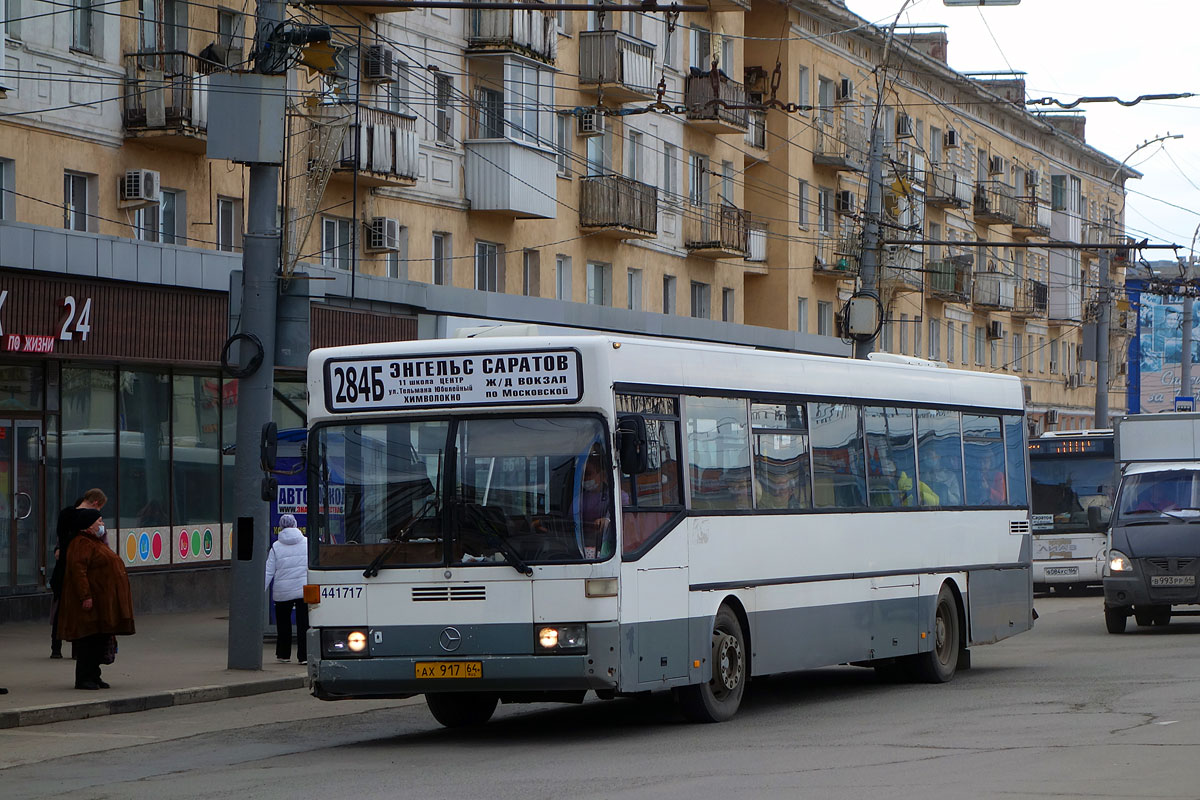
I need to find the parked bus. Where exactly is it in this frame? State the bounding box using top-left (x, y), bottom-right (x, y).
top-left (304, 336), bottom-right (1033, 726)
top-left (1028, 431), bottom-right (1116, 592)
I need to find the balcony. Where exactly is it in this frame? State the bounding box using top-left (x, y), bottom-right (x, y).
top-left (880, 246), bottom-right (924, 294)
top-left (1013, 199), bottom-right (1052, 238)
top-left (973, 272), bottom-right (1017, 310)
top-left (685, 203), bottom-right (750, 258)
top-left (813, 234), bottom-right (860, 277)
top-left (1082, 221), bottom-right (1115, 254)
top-left (466, 138), bottom-right (558, 218)
top-left (123, 52), bottom-right (215, 151)
top-left (578, 30), bottom-right (656, 103)
top-left (321, 105), bottom-right (420, 188)
top-left (813, 116), bottom-right (866, 171)
top-left (926, 166), bottom-right (972, 209)
top-left (745, 110), bottom-right (767, 153)
top-left (1012, 278), bottom-right (1049, 319)
top-left (745, 223), bottom-right (768, 272)
top-left (974, 181), bottom-right (1017, 225)
top-left (707, 0), bottom-right (751, 10)
top-left (467, 7), bottom-right (557, 64)
top-left (927, 257), bottom-right (972, 304)
top-left (684, 71), bottom-right (749, 134)
top-left (579, 174), bottom-right (657, 239)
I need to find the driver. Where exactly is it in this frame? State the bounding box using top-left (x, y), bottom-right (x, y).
top-left (574, 446), bottom-right (615, 559)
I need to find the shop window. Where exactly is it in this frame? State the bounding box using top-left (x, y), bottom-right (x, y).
top-left (117, 370), bottom-right (171, 531)
top-left (61, 367), bottom-right (116, 507)
top-left (172, 375), bottom-right (222, 526)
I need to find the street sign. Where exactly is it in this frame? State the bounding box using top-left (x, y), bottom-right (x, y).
top-left (1175, 396), bottom-right (1194, 412)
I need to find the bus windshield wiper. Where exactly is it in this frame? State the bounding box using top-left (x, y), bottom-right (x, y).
top-left (460, 502), bottom-right (533, 576)
top-left (363, 495), bottom-right (440, 578)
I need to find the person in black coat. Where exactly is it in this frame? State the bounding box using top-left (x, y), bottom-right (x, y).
top-left (50, 488), bottom-right (107, 658)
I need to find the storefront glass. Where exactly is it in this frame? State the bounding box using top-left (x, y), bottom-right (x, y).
top-left (117, 370), bottom-right (170, 532)
top-left (60, 367), bottom-right (117, 509)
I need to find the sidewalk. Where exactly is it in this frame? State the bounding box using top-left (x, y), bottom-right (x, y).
top-left (0, 611), bottom-right (307, 729)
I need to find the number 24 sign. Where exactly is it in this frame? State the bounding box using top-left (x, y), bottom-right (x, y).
top-left (59, 296), bottom-right (94, 341)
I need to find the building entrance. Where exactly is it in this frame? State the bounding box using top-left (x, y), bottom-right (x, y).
top-left (0, 418), bottom-right (44, 589)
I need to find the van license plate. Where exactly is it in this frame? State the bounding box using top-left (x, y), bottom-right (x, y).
top-left (1150, 575), bottom-right (1196, 587)
top-left (415, 661), bottom-right (482, 679)
top-left (1044, 566), bottom-right (1078, 577)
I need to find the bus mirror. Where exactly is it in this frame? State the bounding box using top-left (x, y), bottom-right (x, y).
top-left (1087, 505), bottom-right (1110, 530)
top-left (616, 415), bottom-right (649, 475)
top-left (260, 422), bottom-right (278, 472)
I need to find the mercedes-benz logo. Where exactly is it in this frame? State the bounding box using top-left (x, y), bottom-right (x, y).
top-left (439, 627), bottom-right (463, 652)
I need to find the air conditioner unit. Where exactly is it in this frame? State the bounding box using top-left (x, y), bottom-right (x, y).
top-left (365, 217), bottom-right (400, 252)
top-left (576, 109), bottom-right (605, 137)
top-left (895, 113), bottom-right (914, 139)
top-left (944, 128), bottom-right (960, 149)
top-left (836, 78), bottom-right (854, 103)
top-left (1067, 373), bottom-right (1081, 389)
top-left (362, 45), bottom-right (397, 82)
top-left (835, 190), bottom-right (855, 214)
top-left (1026, 169), bottom-right (1041, 188)
top-left (987, 320), bottom-right (1005, 340)
top-left (120, 169), bottom-right (161, 205)
top-left (989, 155), bottom-right (1006, 176)
top-left (1045, 409), bottom-right (1060, 424)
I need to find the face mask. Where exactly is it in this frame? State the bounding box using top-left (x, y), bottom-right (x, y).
top-left (96, 525), bottom-right (106, 538)
top-left (582, 479), bottom-right (599, 492)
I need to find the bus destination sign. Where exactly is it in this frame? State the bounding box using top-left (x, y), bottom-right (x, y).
top-left (1027, 436), bottom-right (1114, 456)
top-left (324, 349), bottom-right (583, 412)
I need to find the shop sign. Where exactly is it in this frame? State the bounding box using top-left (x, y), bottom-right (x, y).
top-left (0, 289), bottom-right (94, 353)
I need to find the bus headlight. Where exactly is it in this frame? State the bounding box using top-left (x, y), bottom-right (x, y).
top-left (535, 624), bottom-right (587, 654)
top-left (322, 628), bottom-right (370, 658)
top-left (1108, 550), bottom-right (1133, 573)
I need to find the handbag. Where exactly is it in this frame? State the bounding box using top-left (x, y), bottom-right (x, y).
top-left (100, 634), bottom-right (118, 665)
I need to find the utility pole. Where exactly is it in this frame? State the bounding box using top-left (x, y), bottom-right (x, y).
top-left (1095, 248), bottom-right (1111, 426)
top-left (854, 129), bottom-right (884, 360)
top-left (227, 0), bottom-right (285, 670)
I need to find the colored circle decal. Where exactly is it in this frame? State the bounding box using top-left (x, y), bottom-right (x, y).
top-left (126, 534), bottom-right (138, 562)
top-left (191, 529), bottom-right (201, 557)
top-left (138, 532), bottom-right (150, 561)
top-left (178, 530), bottom-right (190, 559)
top-left (151, 531), bottom-right (163, 560)
top-left (203, 529), bottom-right (213, 556)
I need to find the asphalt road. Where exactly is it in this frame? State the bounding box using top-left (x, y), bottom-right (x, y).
top-left (6, 592), bottom-right (1200, 800)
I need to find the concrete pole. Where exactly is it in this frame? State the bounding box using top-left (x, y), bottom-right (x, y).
top-left (1094, 250), bottom-right (1110, 427)
top-left (854, 127), bottom-right (885, 360)
top-left (228, 0), bottom-right (284, 671)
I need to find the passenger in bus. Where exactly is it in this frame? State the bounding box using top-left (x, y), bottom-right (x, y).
top-left (897, 470), bottom-right (939, 506)
top-left (574, 447), bottom-right (617, 559)
top-left (50, 488), bottom-right (108, 660)
top-left (979, 449), bottom-right (1007, 505)
top-left (920, 449), bottom-right (963, 507)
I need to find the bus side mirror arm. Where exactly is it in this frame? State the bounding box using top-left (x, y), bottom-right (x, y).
top-left (616, 415), bottom-right (650, 476)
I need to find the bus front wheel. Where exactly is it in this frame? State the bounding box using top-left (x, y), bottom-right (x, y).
top-left (425, 692), bottom-right (498, 728)
top-left (677, 605), bottom-right (746, 723)
top-left (913, 585), bottom-right (960, 683)
top-left (1104, 606), bottom-right (1129, 634)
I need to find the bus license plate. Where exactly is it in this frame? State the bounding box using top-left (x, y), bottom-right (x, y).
top-left (415, 661), bottom-right (482, 679)
top-left (1150, 575), bottom-right (1196, 587)
top-left (1044, 566), bottom-right (1078, 577)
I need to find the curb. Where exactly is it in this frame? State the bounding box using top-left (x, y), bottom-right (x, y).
top-left (0, 675), bottom-right (307, 729)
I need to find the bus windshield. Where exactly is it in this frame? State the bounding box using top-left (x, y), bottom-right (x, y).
top-left (312, 415), bottom-right (613, 570)
top-left (1030, 457), bottom-right (1116, 533)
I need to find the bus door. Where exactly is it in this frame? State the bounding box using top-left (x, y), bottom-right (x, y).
top-left (0, 418), bottom-right (44, 590)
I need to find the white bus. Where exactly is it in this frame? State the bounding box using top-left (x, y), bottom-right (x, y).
top-left (1028, 430), bottom-right (1116, 592)
top-left (304, 336), bottom-right (1033, 726)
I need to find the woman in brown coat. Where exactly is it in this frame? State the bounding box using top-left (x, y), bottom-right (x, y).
top-left (59, 508), bottom-right (135, 690)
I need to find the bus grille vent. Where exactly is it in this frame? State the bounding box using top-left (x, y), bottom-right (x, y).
top-left (1009, 520), bottom-right (1031, 535)
top-left (412, 586), bottom-right (487, 602)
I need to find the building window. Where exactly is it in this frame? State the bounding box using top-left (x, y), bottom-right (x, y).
top-left (522, 249), bottom-right (540, 296)
top-left (432, 232), bottom-right (450, 285)
top-left (477, 86), bottom-right (504, 139)
top-left (555, 254), bottom-right (571, 300)
top-left (817, 76), bottom-right (834, 124)
top-left (475, 241), bottom-right (501, 291)
top-left (586, 262), bottom-right (612, 306)
top-left (797, 179), bottom-right (809, 228)
top-left (555, 114), bottom-right (571, 176)
top-left (216, 9), bottom-right (245, 66)
top-left (947, 321), bottom-right (955, 363)
top-left (914, 315), bottom-right (922, 357)
top-left (817, 187), bottom-right (833, 234)
top-left (689, 25), bottom-right (711, 71)
top-left (662, 142), bottom-right (679, 200)
top-left (0, 158), bottom-right (14, 221)
top-left (63, 171), bottom-right (92, 232)
top-left (435, 74), bottom-right (454, 144)
top-left (626, 130), bottom-right (643, 183)
top-left (586, 128), bottom-right (612, 176)
top-left (990, 336), bottom-right (998, 368)
top-left (1039, 336), bottom-right (1046, 372)
top-left (975, 326), bottom-right (985, 366)
top-left (216, 196), bottom-right (242, 252)
top-left (159, 189), bottom-right (183, 244)
top-left (507, 62), bottom-right (543, 144)
top-left (133, 206), bottom-right (159, 242)
top-left (720, 160), bottom-right (734, 204)
top-left (961, 325), bottom-right (969, 365)
top-left (817, 301), bottom-right (833, 337)
top-left (796, 65), bottom-right (810, 114)
top-left (662, 274), bottom-right (677, 315)
top-left (690, 281), bottom-right (711, 319)
top-left (688, 152), bottom-right (709, 206)
top-left (722, 288), bottom-right (735, 323)
top-left (797, 297), bottom-right (808, 333)
top-left (899, 313), bottom-right (908, 353)
top-left (627, 268), bottom-right (643, 310)
top-left (321, 216), bottom-right (353, 270)
top-left (929, 317), bottom-right (940, 360)
top-left (72, 0), bottom-right (94, 52)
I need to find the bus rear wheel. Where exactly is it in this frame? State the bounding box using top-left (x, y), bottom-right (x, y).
top-left (913, 585), bottom-right (960, 683)
top-left (425, 692), bottom-right (498, 728)
top-left (1104, 606), bottom-right (1128, 634)
top-left (677, 605), bottom-right (746, 723)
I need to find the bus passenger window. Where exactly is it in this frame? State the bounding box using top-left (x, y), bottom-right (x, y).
top-left (615, 394), bottom-right (684, 556)
top-left (863, 406), bottom-right (916, 508)
top-left (809, 402), bottom-right (867, 508)
top-left (1004, 415), bottom-right (1028, 506)
top-left (751, 403), bottom-right (811, 510)
top-left (963, 415), bottom-right (1006, 506)
top-left (686, 396), bottom-right (753, 511)
top-left (915, 409), bottom-right (964, 507)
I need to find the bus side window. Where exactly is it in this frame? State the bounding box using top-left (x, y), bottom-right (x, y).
top-left (963, 414), bottom-right (1005, 506)
top-left (915, 409), bottom-right (964, 507)
top-left (751, 402), bottom-right (811, 510)
top-left (809, 402), bottom-right (867, 509)
top-left (620, 413), bottom-right (684, 556)
top-left (1004, 415), bottom-right (1028, 506)
top-left (863, 406), bottom-right (916, 508)
top-left (685, 396), bottom-right (753, 511)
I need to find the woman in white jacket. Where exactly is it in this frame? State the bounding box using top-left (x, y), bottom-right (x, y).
top-left (264, 514), bottom-right (309, 664)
